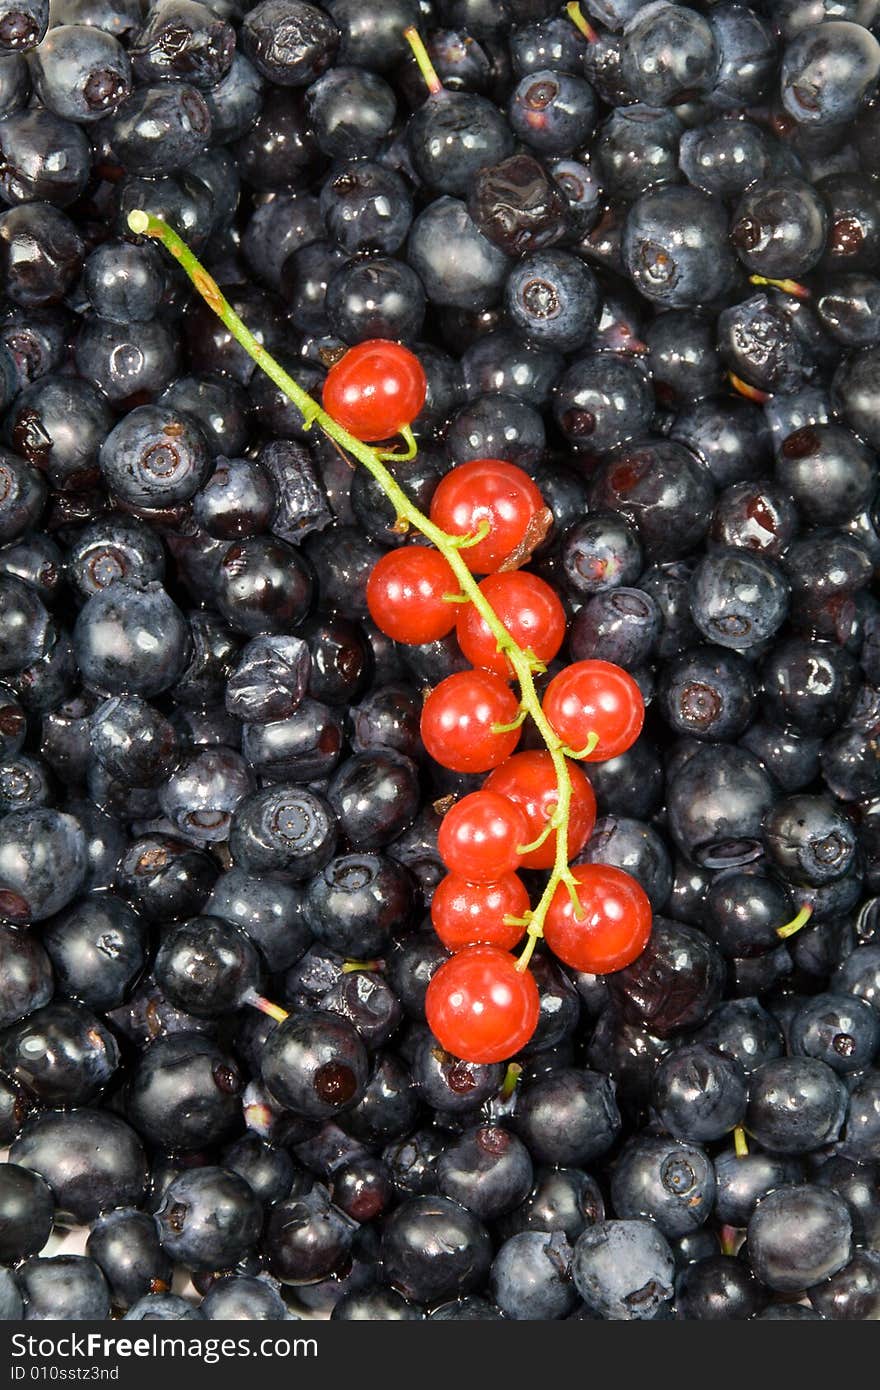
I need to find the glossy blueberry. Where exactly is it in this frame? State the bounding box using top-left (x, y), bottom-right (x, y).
top-left (652, 1043), bottom-right (747, 1143)
top-left (327, 751), bottom-right (420, 853)
top-left (746, 1056), bottom-right (848, 1154)
top-left (29, 24), bottom-right (130, 122)
top-left (380, 1196), bottom-right (491, 1305)
top-left (241, 0), bottom-right (338, 86)
top-left (42, 892), bottom-right (146, 1012)
top-left (86, 1210), bottom-right (172, 1311)
top-left (611, 1134), bottom-right (715, 1239)
top-left (155, 1167), bottom-right (262, 1274)
top-left (304, 853), bottom-right (414, 959)
top-left (408, 196), bottom-right (510, 310)
top-left (489, 1231), bottom-right (576, 1321)
top-left (306, 64), bottom-right (394, 158)
top-left (467, 152), bottom-right (570, 258)
top-left (596, 103), bottom-right (682, 202)
top-left (446, 392), bottom-right (545, 468)
top-left (130, 0), bottom-right (234, 88)
top-left (326, 257), bottom-right (425, 345)
top-left (11, 1108), bottom-right (147, 1222)
top-left (504, 250), bottom-right (599, 354)
top-left (781, 20), bottom-right (880, 128)
top-left (620, 4), bottom-right (718, 106)
top-left (407, 87), bottom-right (513, 198)
top-left (230, 785), bottom-right (337, 880)
top-left (508, 68), bottom-right (596, 158)
top-left (126, 1033), bottom-right (243, 1154)
top-left (749, 1183), bottom-right (852, 1293)
top-left (576, 814), bottom-right (671, 911)
top-left (17, 1255), bottom-right (110, 1321)
top-left (514, 1068), bottom-right (620, 1168)
top-left (659, 645), bottom-right (755, 742)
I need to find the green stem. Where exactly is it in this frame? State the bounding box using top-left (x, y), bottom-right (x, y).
top-left (403, 25), bottom-right (443, 95)
top-left (128, 209), bottom-right (581, 976)
top-left (776, 903), bottom-right (813, 940)
top-left (565, 1), bottom-right (599, 42)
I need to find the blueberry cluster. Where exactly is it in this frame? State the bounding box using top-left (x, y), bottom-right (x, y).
top-left (1, 0), bottom-right (880, 1325)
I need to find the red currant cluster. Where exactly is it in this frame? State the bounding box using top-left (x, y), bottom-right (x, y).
top-left (328, 340), bottom-right (654, 1066)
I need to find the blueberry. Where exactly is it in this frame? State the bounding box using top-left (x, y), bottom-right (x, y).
top-left (124, 1293), bottom-right (203, 1320)
top-left (572, 1220), bottom-right (675, 1321)
top-left (407, 88), bottom-right (513, 198)
top-left (781, 21), bottom-right (880, 128)
top-left (514, 1068), bottom-right (620, 1167)
top-left (241, 699), bottom-right (343, 784)
top-left (611, 1134), bottom-right (716, 1239)
top-left (230, 785), bottom-right (337, 879)
top-left (0, 998), bottom-right (119, 1106)
top-left (749, 1183), bottom-right (852, 1292)
top-left (306, 65), bottom-right (395, 159)
top-left (201, 1275), bottom-right (290, 1321)
top-left (241, 0), bottom-right (338, 86)
top-left (380, 1196), bottom-right (492, 1305)
top-left (42, 892), bottom-right (146, 1012)
top-left (326, 257), bottom-right (426, 345)
top-left (263, 1182), bottom-right (356, 1285)
top-left (652, 1044), bottom-right (747, 1143)
top-left (596, 103), bottom-right (682, 202)
top-left (193, 458), bottom-right (276, 540)
top-left (467, 152), bottom-right (570, 257)
top-left (18, 1255), bottom-right (110, 1321)
top-left (11, 1108), bottom-right (147, 1222)
top-left (215, 537), bottom-right (314, 636)
top-left (620, 4), bottom-right (718, 106)
top-left (790, 991), bottom-right (879, 1073)
top-left (86, 1210), bottom-right (172, 1311)
top-left (28, 24), bottom-right (131, 121)
top-left (489, 1231), bottom-right (576, 1320)
top-left (659, 645), bottom-right (755, 742)
top-left (125, 1034), bottom-right (243, 1154)
top-left (576, 814), bottom-right (671, 910)
top-left (764, 793), bottom-right (857, 887)
top-left (746, 1056), bottom-right (848, 1154)
top-left (508, 68), bottom-right (597, 157)
top-left (408, 196), bottom-right (510, 310)
top-left (130, 0), bottom-right (234, 89)
top-left (155, 1167), bottom-right (262, 1273)
top-left (504, 250), bottom-right (599, 353)
top-left (445, 392), bottom-right (546, 468)
top-left (327, 751), bottom-right (420, 852)
top-left (589, 439), bottom-right (715, 563)
top-left (205, 51), bottom-right (263, 143)
top-left (0, 1163), bottom-right (53, 1263)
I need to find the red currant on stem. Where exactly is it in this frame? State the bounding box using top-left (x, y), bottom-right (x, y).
top-left (543, 659), bottom-right (644, 761)
top-left (322, 339), bottom-right (427, 442)
top-left (366, 546), bottom-right (458, 644)
top-left (456, 571), bottom-right (566, 679)
top-left (420, 669), bottom-right (524, 773)
top-left (484, 749), bottom-right (596, 870)
top-left (543, 863), bottom-right (652, 973)
top-left (425, 945), bottom-right (540, 1064)
top-left (429, 459), bottom-right (548, 574)
top-left (431, 873), bottom-right (530, 952)
top-left (437, 790), bottom-right (529, 881)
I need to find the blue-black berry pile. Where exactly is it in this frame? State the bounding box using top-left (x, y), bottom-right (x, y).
top-left (0, 0), bottom-right (879, 1323)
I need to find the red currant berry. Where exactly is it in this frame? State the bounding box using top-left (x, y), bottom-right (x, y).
top-left (366, 547), bottom-right (458, 645)
top-left (322, 340), bottom-right (427, 442)
top-left (437, 790), bottom-right (529, 881)
top-left (420, 670), bottom-right (522, 773)
top-left (456, 572), bottom-right (567, 678)
top-left (431, 873), bottom-right (529, 952)
top-left (543, 864), bottom-right (652, 974)
top-left (543, 659), bottom-right (644, 761)
top-left (429, 459), bottom-right (546, 574)
top-left (484, 750), bottom-right (596, 870)
top-left (425, 945), bottom-right (539, 1063)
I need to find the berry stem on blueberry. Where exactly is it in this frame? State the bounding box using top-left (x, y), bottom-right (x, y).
top-left (733, 1125), bottom-right (749, 1158)
top-left (402, 25), bottom-right (444, 96)
top-left (242, 989), bottom-right (288, 1023)
top-left (776, 903), bottom-right (813, 939)
top-left (565, 1), bottom-right (599, 43)
top-left (748, 274), bottom-right (810, 300)
top-left (129, 210), bottom-right (587, 977)
top-left (728, 372), bottom-right (772, 404)
top-left (500, 1062), bottom-right (522, 1100)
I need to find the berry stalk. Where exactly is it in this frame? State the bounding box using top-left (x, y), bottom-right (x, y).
top-left (128, 210), bottom-right (586, 972)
